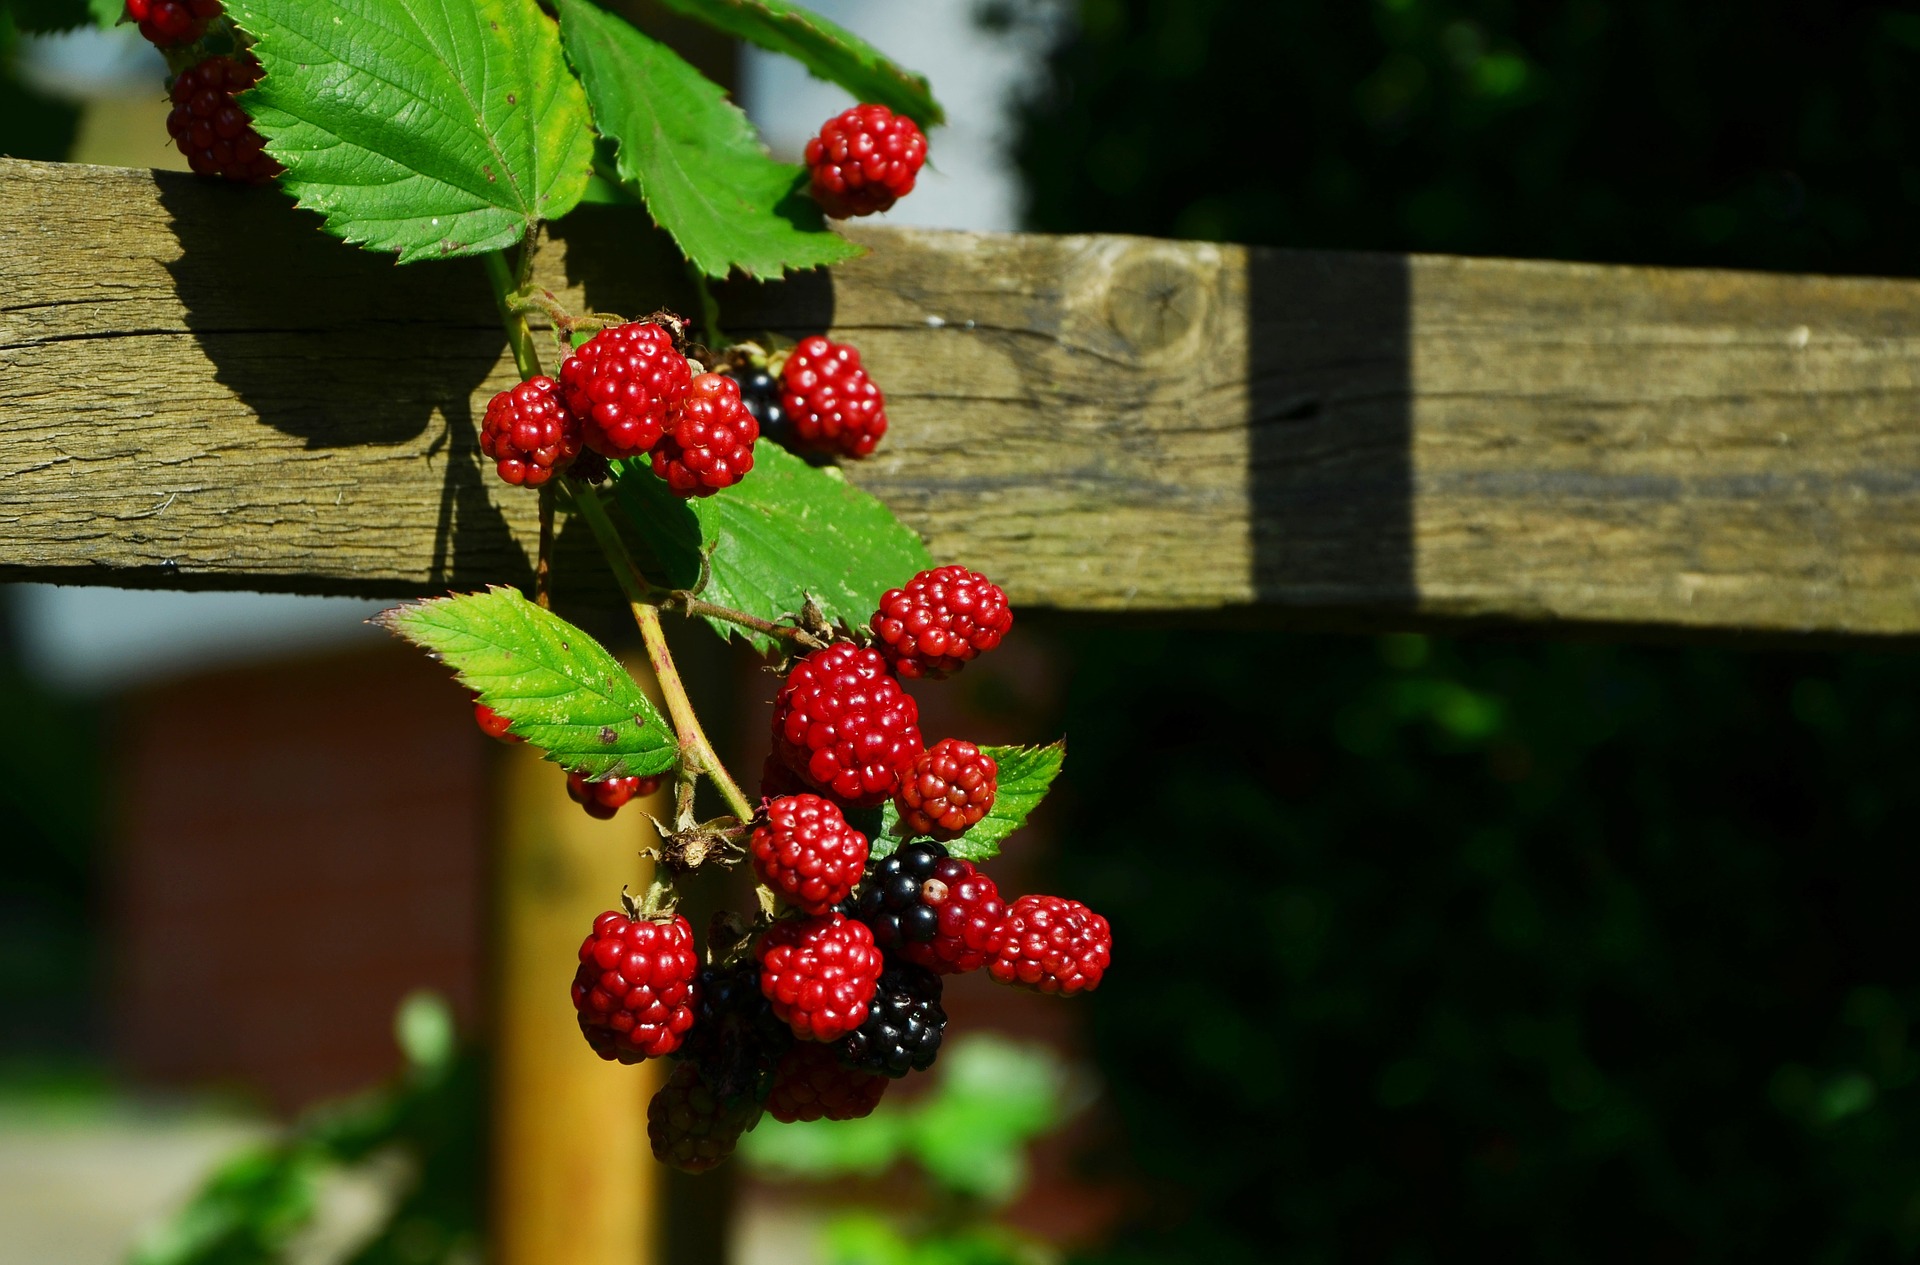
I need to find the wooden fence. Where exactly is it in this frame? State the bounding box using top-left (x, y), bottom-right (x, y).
top-left (4, 151), bottom-right (1919, 1262)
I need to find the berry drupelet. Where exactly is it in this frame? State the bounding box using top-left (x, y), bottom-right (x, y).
top-left (651, 372), bottom-right (759, 497)
top-left (895, 739), bottom-right (998, 840)
top-left (778, 336), bottom-right (888, 458)
top-left (771, 644), bottom-right (923, 807)
top-left (572, 910), bottom-right (700, 1062)
top-left (838, 963), bottom-right (945, 1078)
top-left (559, 322), bottom-right (691, 460)
top-left (166, 54), bottom-right (281, 185)
top-left (871, 565), bottom-right (1012, 680)
top-left (987, 895), bottom-right (1112, 996)
top-left (566, 770), bottom-right (663, 820)
top-left (479, 375), bottom-right (581, 487)
top-left (752, 794), bottom-right (871, 916)
top-left (804, 103), bottom-right (928, 219)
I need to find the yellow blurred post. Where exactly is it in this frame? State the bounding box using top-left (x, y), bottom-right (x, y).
top-left (490, 734), bottom-right (669, 1265)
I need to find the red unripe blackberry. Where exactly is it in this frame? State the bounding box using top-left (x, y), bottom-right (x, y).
top-left (765, 1041), bottom-right (888, 1123)
top-left (804, 104), bottom-right (928, 219)
top-left (757, 912), bottom-right (885, 1042)
top-left (852, 841), bottom-right (1007, 975)
top-left (559, 322), bottom-right (691, 460)
top-left (752, 794), bottom-right (870, 916)
top-left (987, 895), bottom-right (1111, 996)
top-left (648, 1061), bottom-right (762, 1173)
top-left (838, 963), bottom-right (945, 1078)
top-left (871, 566), bottom-right (1013, 680)
top-left (472, 699), bottom-right (521, 743)
top-left (895, 739), bottom-right (998, 840)
top-left (771, 644), bottom-right (923, 808)
top-left (479, 375), bottom-right (581, 487)
top-left (165, 54), bottom-right (281, 185)
top-left (566, 770), bottom-right (663, 820)
top-left (778, 336), bottom-right (888, 459)
top-left (127, 0), bottom-right (221, 47)
top-left (651, 372), bottom-right (758, 497)
top-left (572, 910), bottom-right (700, 1062)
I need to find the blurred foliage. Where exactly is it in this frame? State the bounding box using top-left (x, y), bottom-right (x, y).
top-left (745, 1035), bottom-right (1073, 1262)
top-left (0, 600), bottom-right (102, 1058)
top-left (1014, 4), bottom-right (1920, 1259)
top-left (132, 992), bottom-right (484, 1265)
top-left (1015, 0), bottom-right (1920, 274)
top-left (0, 0), bottom-right (87, 160)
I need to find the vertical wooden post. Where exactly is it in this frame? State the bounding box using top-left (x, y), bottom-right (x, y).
top-left (490, 730), bottom-right (668, 1265)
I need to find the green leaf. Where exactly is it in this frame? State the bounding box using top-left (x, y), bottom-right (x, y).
top-left (649, 0), bottom-right (943, 128)
top-left (226, 0), bottom-right (594, 262)
top-left (376, 587), bottom-right (674, 779)
top-left (555, 0), bottom-right (864, 279)
top-left (876, 743), bottom-right (1065, 862)
top-left (609, 441), bottom-right (933, 654)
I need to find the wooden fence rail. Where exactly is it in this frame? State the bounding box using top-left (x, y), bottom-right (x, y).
top-left (4, 155), bottom-right (1920, 637)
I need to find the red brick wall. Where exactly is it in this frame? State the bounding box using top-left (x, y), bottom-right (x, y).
top-left (112, 643), bottom-right (486, 1114)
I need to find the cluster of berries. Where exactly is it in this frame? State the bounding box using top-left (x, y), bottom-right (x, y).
top-left (473, 699), bottom-right (661, 820)
top-left (127, 1), bottom-right (280, 185)
top-left (480, 320), bottom-right (898, 491)
top-left (479, 322), bottom-right (757, 497)
top-left (569, 566), bottom-right (1111, 1172)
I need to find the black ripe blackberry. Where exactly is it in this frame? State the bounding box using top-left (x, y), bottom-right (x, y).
top-left (725, 368), bottom-right (792, 449)
top-left (673, 959), bottom-right (792, 1103)
top-left (850, 840), bottom-right (948, 954)
top-left (839, 963), bottom-right (945, 1077)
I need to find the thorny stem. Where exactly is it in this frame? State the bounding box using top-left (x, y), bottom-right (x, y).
top-left (666, 593), bottom-right (827, 650)
top-left (568, 486), bottom-right (756, 824)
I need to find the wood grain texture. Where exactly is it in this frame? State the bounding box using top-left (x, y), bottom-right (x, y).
top-left (5, 157), bottom-right (1920, 635)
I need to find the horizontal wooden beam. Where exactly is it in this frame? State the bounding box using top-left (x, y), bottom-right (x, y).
top-left (4, 157), bottom-right (1919, 637)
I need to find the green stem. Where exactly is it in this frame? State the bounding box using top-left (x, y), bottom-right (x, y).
top-left (485, 250), bottom-right (544, 381)
top-left (570, 487), bottom-right (755, 824)
top-left (686, 261), bottom-right (722, 353)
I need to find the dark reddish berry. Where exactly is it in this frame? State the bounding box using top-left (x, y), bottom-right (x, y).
top-left (566, 770), bottom-right (663, 820)
top-left (648, 1060), bottom-right (761, 1173)
top-left (771, 644), bottom-right (923, 807)
top-left (673, 959), bottom-right (793, 1103)
top-left (987, 895), bottom-right (1111, 996)
top-left (765, 1041), bottom-right (888, 1123)
top-left (850, 841), bottom-right (1006, 975)
top-left (872, 566), bottom-right (1012, 680)
top-left (778, 336), bottom-right (888, 459)
top-left (127, 0), bottom-right (221, 47)
top-left (895, 740), bottom-right (997, 840)
top-left (839, 963), bottom-right (945, 1078)
top-left (572, 910), bottom-right (700, 1062)
top-left (757, 912), bottom-right (884, 1042)
top-left (758, 752), bottom-right (811, 803)
top-left (650, 372), bottom-right (758, 497)
top-left (559, 322), bottom-right (691, 460)
top-left (723, 368), bottom-right (791, 450)
top-left (165, 55), bottom-right (281, 185)
top-left (753, 795), bottom-right (870, 916)
top-left (479, 375), bottom-right (581, 487)
top-left (473, 699), bottom-right (521, 743)
top-left (804, 104), bottom-right (927, 219)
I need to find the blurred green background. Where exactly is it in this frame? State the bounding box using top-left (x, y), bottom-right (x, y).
top-left (10, 0), bottom-right (1920, 1261)
top-left (1012, 2), bottom-right (1920, 1261)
